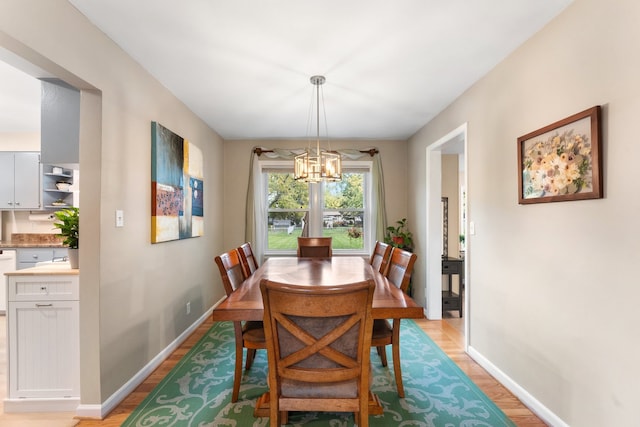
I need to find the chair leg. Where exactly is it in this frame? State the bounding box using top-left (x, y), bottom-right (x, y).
top-left (269, 392), bottom-right (281, 426)
top-left (245, 348), bottom-right (256, 370)
top-left (232, 323), bottom-right (244, 402)
top-left (392, 319), bottom-right (405, 398)
top-left (376, 346), bottom-right (388, 367)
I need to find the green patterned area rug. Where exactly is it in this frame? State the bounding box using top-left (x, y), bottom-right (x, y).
top-left (122, 320), bottom-right (515, 426)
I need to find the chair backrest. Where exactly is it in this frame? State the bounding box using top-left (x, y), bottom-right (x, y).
top-left (238, 242), bottom-right (259, 277)
top-left (297, 237), bottom-right (332, 258)
top-left (370, 241), bottom-right (392, 274)
top-left (214, 249), bottom-right (247, 296)
top-left (260, 278), bottom-right (375, 414)
top-left (385, 247), bottom-right (418, 293)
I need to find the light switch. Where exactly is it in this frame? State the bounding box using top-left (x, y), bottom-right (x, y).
top-left (116, 210), bottom-right (124, 227)
top-left (469, 221), bottom-right (476, 235)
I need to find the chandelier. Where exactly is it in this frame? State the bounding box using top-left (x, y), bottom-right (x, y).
top-left (294, 75), bottom-right (342, 182)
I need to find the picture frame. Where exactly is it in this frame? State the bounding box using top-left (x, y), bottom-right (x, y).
top-left (517, 106), bottom-right (602, 204)
top-left (151, 122), bottom-right (204, 243)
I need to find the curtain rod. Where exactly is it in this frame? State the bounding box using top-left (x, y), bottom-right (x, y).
top-left (253, 148), bottom-right (379, 157)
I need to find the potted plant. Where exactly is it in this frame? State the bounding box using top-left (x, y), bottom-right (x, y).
top-left (53, 207), bottom-right (79, 268)
top-left (384, 218), bottom-right (414, 252)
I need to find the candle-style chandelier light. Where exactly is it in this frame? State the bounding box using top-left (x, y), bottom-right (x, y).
top-left (293, 75), bottom-right (342, 182)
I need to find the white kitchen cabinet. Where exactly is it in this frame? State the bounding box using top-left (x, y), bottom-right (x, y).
top-left (0, 151), bottom-right (42, 210)
top-left (5, 272), bottom-right (80, 412)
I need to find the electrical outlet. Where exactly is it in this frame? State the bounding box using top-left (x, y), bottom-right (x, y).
top-left (186, 301), bottom-right (191, 315)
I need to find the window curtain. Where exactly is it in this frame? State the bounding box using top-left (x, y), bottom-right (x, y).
top-left (245, 147), bottom-right (387, 263)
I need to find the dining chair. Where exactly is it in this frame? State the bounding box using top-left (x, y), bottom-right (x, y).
top-left (369, 240), bottom-right (392, 274)
top-left (297, 236), bottom-right (332, 258)
top-left (260, 278), bottom-right (375, 426)
top-left (371, 247), bottom-right (417, 398)
top-left (237, 242), bottom-right (259, 277)
top-left (214, 249), bottom-right (266, 402)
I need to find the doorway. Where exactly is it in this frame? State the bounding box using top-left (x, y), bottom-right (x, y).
top-left (425, 123), bottom-right (468, 347)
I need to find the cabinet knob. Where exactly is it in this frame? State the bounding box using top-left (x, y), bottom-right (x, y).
top-left (36, 303), bottom-right (53, 308)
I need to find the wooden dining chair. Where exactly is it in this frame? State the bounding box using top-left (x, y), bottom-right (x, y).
top-left (214, 249), bottom-right (266, 402)
top-left (371, 247), bottom-right (417, 398)
top-left (260, 278), bottom-right (375, 427)
top-left (237, 242), bottom-right (259, 277)
top-left (297, 236), bottom-right (332, 258)
top-left (369, 241), bottom-right (392, 274)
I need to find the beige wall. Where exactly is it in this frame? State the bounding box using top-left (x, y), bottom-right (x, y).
top-left (222, 139), bottom-right (409, 251)
top-left (0, 132), bottom-right (40, 150)
top-left (408, 0), bottom-right (639, 425)
top-left (1, 0), bottom-right (226, 407)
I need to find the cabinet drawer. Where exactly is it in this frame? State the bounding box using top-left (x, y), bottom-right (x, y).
top-left (8, 275), bottom-right (79, 302)
top-left (442, 260), bottom-right (462, 274)
top-left (442, 298), bottom-right (460, 309)
top-left (17, 249), bottom-right (54, 263)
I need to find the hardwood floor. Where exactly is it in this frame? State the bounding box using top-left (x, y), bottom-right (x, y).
top-left (72, 316), bottom-right (547, 427)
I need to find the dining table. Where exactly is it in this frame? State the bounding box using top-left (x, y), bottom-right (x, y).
top-left (211, 256), bottom-right (425, 417)
top-left (211, 256), bottom-right (424, 322)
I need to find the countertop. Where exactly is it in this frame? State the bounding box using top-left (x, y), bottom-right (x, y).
top-left (0, 242), bottom-right (65, 248)
top-left (4, 262), bottom-right (79, 276)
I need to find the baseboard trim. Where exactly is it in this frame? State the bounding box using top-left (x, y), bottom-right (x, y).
top-left (76, 303), bottom-right (219, 419)
top-left (467, 345), bottom-right (568, 427)
top-left (4, 397), bottom-right (80, 413)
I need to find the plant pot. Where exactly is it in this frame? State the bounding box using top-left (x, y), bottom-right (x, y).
top-left (68, 248), bottom-right (79, 269)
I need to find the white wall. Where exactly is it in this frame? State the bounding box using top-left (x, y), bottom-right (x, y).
top-left (408, 0), bottom-right (640, 425)
top-left (1, 0), bottom-right (226, 409)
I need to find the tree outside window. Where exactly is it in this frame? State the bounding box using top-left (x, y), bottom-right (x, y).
top-left (265, 168), bottom-right (369, 253)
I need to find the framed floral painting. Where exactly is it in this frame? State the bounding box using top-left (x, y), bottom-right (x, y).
top-left (517, 106), bottom-right (602, 204)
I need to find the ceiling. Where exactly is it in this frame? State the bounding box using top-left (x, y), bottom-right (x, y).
top-left (2, 0), bottom-right (573, 140)
top-left (0, 53), bottom-right (42, 133)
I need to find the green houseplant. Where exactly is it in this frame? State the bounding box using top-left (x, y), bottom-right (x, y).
top-left (53, 207), bottom-right (79, 268)
top-left (384, 218), bottom-right (413, 252)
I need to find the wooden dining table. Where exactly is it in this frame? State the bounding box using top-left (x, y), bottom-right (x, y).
top-left (211, 256), bottom-right (424, 417)
top-left (211, 256), bottom-right (424, 322)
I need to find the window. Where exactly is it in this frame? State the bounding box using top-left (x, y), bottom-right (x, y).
top-left (263, 161), bottom-right (372, 255)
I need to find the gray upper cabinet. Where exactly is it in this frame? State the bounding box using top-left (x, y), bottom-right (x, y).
top-left (0, 152), bottom-right (42, 210)
top-left (40, 79), bottom-right (80, 165)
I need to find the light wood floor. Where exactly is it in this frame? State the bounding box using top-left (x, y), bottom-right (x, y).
top-left (71, 316), bottom-right (547, 427)
top-left (0, 314), bottom-right (546, 426)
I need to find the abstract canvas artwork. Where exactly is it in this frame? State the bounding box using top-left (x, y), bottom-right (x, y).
top-left (151, 122), bottom-right (204, 243)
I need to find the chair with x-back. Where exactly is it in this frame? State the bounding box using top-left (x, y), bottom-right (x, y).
top-left (238, 242), bottom-right (259, 277)
top-left (371, 246), bottom-right (417, 398)
top-left (370, 241), bottom-right (392, 274)
top-left (214, 248), bottom-right (266, 402)
top-left (297, 237), bottom-right (332, 258)
top-left (260, 278), bottom-right (375, 426)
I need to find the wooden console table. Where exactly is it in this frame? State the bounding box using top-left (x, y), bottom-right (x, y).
top-left (442, 257), bottom-right (464, 317)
